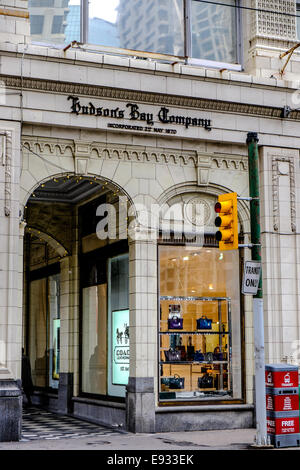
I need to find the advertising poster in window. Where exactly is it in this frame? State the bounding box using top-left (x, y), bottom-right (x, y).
top-left (112, 309), bottom-right (129, 385)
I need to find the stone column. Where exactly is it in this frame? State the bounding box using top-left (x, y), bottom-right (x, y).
top-left (126, 227), bottom-right (157, 433)
top-left (260, 146), bottom-right (300, 364)
top-left (0, 129), bottom-right (22, 441)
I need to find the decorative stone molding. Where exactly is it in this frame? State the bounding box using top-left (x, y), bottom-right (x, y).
top-left (196, 153), bottom-right (212, 186)
top-left (22, 137), bottom-right (248, 171)
top-left (74, 143), bottom-right (90, 176)
top-left (272, 154), bottom-right (296, 232)
top-left (3, 74), bottom-right (300, 121)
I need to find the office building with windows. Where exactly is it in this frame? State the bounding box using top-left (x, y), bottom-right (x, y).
top-left (0, 0), bottom-right (300, 440)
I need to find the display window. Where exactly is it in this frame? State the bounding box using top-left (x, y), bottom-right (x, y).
top-left (158, 244), bottom-right (242, 402)
top-left (80, 249), bottom-right (129, 398)
top-left (29, 269), bottom-right (60, 390)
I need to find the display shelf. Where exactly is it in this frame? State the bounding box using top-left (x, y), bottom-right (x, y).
top-left (160, 296), bottom-right (231, 302)
top-left (159, 295), bottom-right (232, 400)
top-left (159, 361), bottom-right (228, 365)
top-left (159, 331), bottom-right (230, 335)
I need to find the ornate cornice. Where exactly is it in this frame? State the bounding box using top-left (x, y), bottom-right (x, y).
top-left (2, 74), bottom-right (300, 121)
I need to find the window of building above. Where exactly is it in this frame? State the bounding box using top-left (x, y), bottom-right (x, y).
top-left (191, 0), bottom-right (238, 64)
top-left (28, 0), bottom-right (242, 68)
top-left (29, 0), bottom-right (81, 45)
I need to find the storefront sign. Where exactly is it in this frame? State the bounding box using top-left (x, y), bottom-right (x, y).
top-left (112, 309), bottom-right (129, 386)
top-left (68, 96), bottom-right (212, 132)
top-left (242, 260), bottom-right (261, 295)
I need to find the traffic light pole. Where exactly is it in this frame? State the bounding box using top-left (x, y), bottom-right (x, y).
top-left (246, 132), bottom-right (268, 446)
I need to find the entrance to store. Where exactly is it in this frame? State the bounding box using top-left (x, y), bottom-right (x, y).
top-left (22, 174), bottom-right (130, 410)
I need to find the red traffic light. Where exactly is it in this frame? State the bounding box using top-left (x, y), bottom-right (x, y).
top-left (215, 202), bottom-right (221, 213)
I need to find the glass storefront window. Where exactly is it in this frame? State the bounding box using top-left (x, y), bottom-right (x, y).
top-left (88, 0), bottom-right (184, 56)
top-left (28, 0), bottom-right (81, 45)
top-left (82, 283), bottom-right (108, 395)
top-left (159, 244), bottom-right (242, 402)
top-left (29, 272), bottom-right (60, 390)
top-left (81, 251), bottom-right (129, 398)
top-left (191, 0), bottom-right (238, 64)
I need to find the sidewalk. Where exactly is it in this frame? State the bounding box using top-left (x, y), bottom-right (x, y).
top-left (0, 407), bottom-right (298, 451)
top-left (0, 427), bottom-right (257, 450)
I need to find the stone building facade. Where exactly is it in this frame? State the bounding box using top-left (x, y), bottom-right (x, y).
top-left (0, 0), bottom-right (300, 441)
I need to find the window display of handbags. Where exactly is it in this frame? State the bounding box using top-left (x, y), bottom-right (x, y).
top-left (159, 295), bottom-right (232, 400)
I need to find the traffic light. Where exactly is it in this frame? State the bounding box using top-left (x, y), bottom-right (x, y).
top-left (214, 192), bottom-right (238, 250)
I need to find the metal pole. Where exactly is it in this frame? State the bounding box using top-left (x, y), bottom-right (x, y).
top-left (246, 132), bottom-right (268, 446)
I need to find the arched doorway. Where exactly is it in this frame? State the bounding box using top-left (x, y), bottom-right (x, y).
top-left (22, 174), bottom-right (132, 411)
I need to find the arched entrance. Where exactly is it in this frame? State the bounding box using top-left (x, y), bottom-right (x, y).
top-left (22, 174), bottom-right (132, 413)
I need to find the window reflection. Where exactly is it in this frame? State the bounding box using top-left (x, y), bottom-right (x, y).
top-left (88, 0), bottom-right (184, 56)
top-left (191, 0), bottom-right (237, 63)
top-left (28, 0), bottom-right (239, 64)
top-left (29, 273), bottom-right (60, 390)
top-left (28, 0), bottom-right (80, 45)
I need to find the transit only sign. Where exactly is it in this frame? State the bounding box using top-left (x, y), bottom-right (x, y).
top-left (242, 260), bottom-right (262, 295)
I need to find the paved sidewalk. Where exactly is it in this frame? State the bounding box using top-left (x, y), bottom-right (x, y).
top-left (0, 427), bottom-right (257, 450)
top-left (0, 407), bottom-right (299, 451)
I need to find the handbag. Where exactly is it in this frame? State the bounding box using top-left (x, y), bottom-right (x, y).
top-left (164, 348), bottom-right (181, 362)
top-left (194, 350), bottom-right (204, 361)
top-left (204, 352), bottom-right (214, 363)
top-left (161, 374), bottom-right (185, 390)
top-left (213, 352), bottom-right (224, 361)
top-left (196, 316), bottom-right (212, 330)
top-left (186, 336), bottom-right (195, 361)
top-left (198, 374), bottom-right (213, 389)
top-left (176, 346), bottom-right (186, 361)
top-left (168, 316), bottom-right (183, 329)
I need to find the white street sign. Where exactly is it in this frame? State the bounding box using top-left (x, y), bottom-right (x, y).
top-left (242, 261), bottom-right (261, 295)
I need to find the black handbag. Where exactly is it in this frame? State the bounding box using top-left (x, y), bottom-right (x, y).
top-left (186, 336), bottom-right (195, 361)
top-left (198, 374), bottom-right (213, 389)
top-left (164, 348), bottom-right (181, 362)
top-left (194, 350), bottom-right (204, 361)
top-left (213, 352), bottom-right (224, 361)
top-left (176, 346), bottom-right (186, 361)
top-left (163, 374), bottom-right (185, 390)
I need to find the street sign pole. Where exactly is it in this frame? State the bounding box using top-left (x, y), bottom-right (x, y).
top-left (246, 132), bottom-right (268, 446)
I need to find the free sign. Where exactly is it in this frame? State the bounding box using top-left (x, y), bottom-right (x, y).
top-left (242, 261), bottom-right (261, 295)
